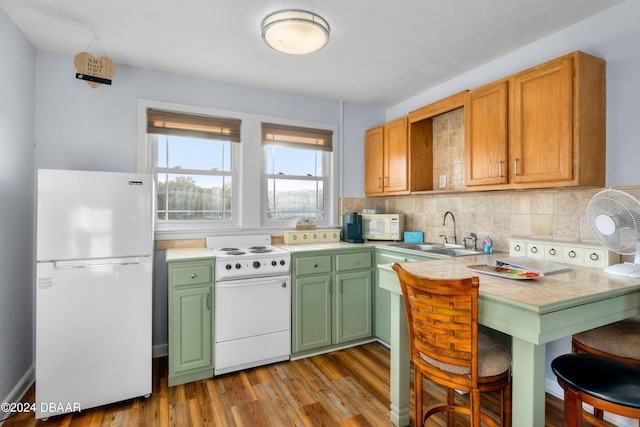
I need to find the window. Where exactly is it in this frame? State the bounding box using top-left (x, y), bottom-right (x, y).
top-left (262, 123), bottom-right (333, 224)
top-left (147, 109), bottom-right (240, 222)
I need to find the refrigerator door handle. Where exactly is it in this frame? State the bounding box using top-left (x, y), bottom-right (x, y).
top-left (54, 257), bottom-right (143, 269)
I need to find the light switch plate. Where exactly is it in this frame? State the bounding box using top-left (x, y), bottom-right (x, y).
top-left (439, 175), bottom-right (447, 189)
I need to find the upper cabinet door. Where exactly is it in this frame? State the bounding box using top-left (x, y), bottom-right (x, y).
top-left (464, 80), bottom-right (509, 186)
top-left (512, 56), bottom-right (573, 184)
top-left (364, 126), bottom-right (385, 195)
top-left (383, 117), bottom-right (409, 194)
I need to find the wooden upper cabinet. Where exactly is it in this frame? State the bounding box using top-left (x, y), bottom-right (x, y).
top-left (364, 117), bottom-right (410, 196)
top-left (465, 51), bottom-right (605, 190)
top-left (512, 55), bottom-right (574, 184)
top-left (383, 117), bottom-right (409, 194)
top-left (364, 126), bottom-right (385, 195)
top-left (465, 80), bottom-right (509, 186)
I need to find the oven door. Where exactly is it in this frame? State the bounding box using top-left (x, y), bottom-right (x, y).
top-left (214, 274), bottom-right (291, 373)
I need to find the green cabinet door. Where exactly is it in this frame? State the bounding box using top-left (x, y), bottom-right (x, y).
top-left (169, 286), bottom-right (212, 385)
top-left (167, 256), bottom-right (214, 387)
top-left (292, 275), bottom-right (332, 353)
top-left (335, 270), bottom-right (372, 343)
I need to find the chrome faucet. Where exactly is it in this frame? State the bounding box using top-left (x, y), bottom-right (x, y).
top-left (464, 233), bottom-right (478, 250)
top-left (443, 211), bottom-right (457, 245)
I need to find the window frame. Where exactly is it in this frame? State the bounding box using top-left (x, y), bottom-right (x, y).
top-left (261, 125), bottom-right (333, 227)
top-left (137, 99), bottom-right (339, 240)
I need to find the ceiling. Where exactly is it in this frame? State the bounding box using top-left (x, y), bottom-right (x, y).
top-left (0, 0), bottom-right (624, 107)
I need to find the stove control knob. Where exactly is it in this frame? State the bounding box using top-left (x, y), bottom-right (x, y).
top-left (253, 261), bottom-right (261, 269)
top-left (235, 263), bottom-right (241, 269)
top-left (225, 264), bottom-right (232, 270)
top-left (271, 260), bottom-right (277, 266)
top-left (280, 260), bottom-right (286, 266)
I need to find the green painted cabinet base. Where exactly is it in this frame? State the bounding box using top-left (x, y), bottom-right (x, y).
top-left (292, 248), bottom-right (374, 356)
top-left (167, 257), bottom-right (214, 387)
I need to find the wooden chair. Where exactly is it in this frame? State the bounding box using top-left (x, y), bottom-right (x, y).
top-left (392, 263), bottom-right (512, 427)
top-left (552, 353), bottom-right (640, 427)
top-left (572, 316), bottom-right (640, 366)
top-left (572, 316), bottom-right (640, 420)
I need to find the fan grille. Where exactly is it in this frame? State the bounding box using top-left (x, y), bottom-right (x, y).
top-left (587, 189), bottom-right (640, 255)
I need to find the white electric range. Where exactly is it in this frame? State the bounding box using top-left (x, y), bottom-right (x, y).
top-left (206, 235), bottom-right (291, 375)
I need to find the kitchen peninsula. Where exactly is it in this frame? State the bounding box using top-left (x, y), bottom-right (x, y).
top-left (378, 254), bottom-right (640, 427)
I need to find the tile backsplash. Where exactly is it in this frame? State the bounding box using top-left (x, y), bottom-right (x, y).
top-left (340, 186), bottom-right (640, 261)
top-left (433, 107), bottom-right (465, 191)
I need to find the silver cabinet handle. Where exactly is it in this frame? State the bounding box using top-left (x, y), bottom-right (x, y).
top-left (514, 244), bottom-right (521, 252)
top-left (549, 248), bottom-right (556, 256)
top-left (530, 246), bottom-right (538, 254)
top-left (513, 158), bottom-right (519, 177)
top-left (353, 260), bottom-right (359, 264)
top-left (384, 176), bottom-right (388, 187)
top-left (378, 177), bottom-right (381, 188)
top-left (313, 263), bottom-right (318, 268)
top-left (498, 160), bottom-right (504, 177)
top-left (206, 293), bottom-right (210, 311)
top-left (568, 250), bottom-right (577, 258)
top-left (190, 273), bottom-right (197, 279)
top-left (590, 253), bottom-right (599, 261)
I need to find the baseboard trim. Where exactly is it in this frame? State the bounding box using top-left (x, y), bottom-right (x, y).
top-left (153, 343), bottom-right (168, 358)
top-left (0, 365), bottom-right (35, 424)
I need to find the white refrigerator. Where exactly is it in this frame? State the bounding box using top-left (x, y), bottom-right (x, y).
top-left (36, 169), bottom-right (154, 419)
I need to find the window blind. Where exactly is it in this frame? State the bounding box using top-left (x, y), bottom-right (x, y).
top-left (262, 123), bottom-right (333, 152)
top-left (147, 109), bottom-right (241, 142)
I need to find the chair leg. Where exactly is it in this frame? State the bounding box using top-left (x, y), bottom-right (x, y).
top-left (470, 389), bottom-right (481, 427)
top-left (447, 387), bottom-right (455, 426)
top-left (563, 387), bottom-right (583, 427)
top-left (415, 369), bottom-right (423, 427)
top-left (502, 382), bottom-right (512, 427)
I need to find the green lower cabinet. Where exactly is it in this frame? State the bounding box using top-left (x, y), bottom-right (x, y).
top-left (293, 275), bottom-right (332, 352)
top-left (167, 256), bottom-right (214, 387)
top-left (292, 249), bottom-right (374, 356)
top-left (335, 270), bottom-right (373, 343)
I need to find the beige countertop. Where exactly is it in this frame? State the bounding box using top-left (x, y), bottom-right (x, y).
top-left (165, 247), bottom-right (214, 261)
top-left (379, 253), bottom-right (640, 314)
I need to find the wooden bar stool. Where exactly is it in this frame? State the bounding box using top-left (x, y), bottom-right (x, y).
top-left (552, 353), bottom-right (640, 427)
top-left (572, 316), bottom-right (640, 366)
top-left (392, 262), bottom-right (512, 427)
top-left (572, 316), bottom-right (640, 420)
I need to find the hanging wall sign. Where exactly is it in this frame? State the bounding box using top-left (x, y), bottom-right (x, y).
top-left (74, 52), bottom-right (116, 88)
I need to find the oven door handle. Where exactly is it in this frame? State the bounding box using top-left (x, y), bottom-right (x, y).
top-left (216, 278), bottom-right (290, 288)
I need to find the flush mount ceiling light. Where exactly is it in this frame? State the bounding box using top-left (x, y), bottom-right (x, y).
top-left (261, 9), bottom-right (330, 55)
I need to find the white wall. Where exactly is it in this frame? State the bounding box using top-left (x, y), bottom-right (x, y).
top-left (385, 0), bottom-right (640, 187)
top-left (0, 7), bottom-right (36, 416)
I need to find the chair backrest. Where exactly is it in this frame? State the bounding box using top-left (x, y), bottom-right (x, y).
top-left (392, 262), bottom-right (480, 388)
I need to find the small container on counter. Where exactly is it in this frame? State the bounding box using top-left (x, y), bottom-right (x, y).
top-left (482, 236), bottom-right (493, 253)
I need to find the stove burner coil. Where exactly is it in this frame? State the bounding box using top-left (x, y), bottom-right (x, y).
top-left (250, 249), bottom-right (273, 254)
top-left (226, 251), bottom-right (246, 256)
top-left (220, 247), bottom-right (240, 252)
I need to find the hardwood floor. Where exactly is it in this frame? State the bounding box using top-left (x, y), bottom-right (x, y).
top-left (2, 342), bottom-right (569, 426)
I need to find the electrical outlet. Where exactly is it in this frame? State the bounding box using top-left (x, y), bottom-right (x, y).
top-left (439, 175), bottom-right (447, 189)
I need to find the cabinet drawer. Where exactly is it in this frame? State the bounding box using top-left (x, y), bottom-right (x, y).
top-left (526, 242), bottom-right (544, 259)
top-left (336, 252), bottom-right (372, 272)
top-left (563, 247), bottom-right (583, 264)
top-left (583, 248), bottom-right (607, 268)
top-left (543, 244), bottom-right (564, 262)
top-left (171, 264), bottom-right (213, 286)
top-left (509, 241), bottom-right (526, 256)
top-left (295, 255), bottom-right (332, 275)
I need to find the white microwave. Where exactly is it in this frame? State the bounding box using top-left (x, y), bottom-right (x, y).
top-left (361, 214), bottom-right (405, 241)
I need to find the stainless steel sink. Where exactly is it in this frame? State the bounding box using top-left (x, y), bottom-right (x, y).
top-left (388, 242), bottom-right (486, 257)
top-left (418, 247), bottom-right (485, 256)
